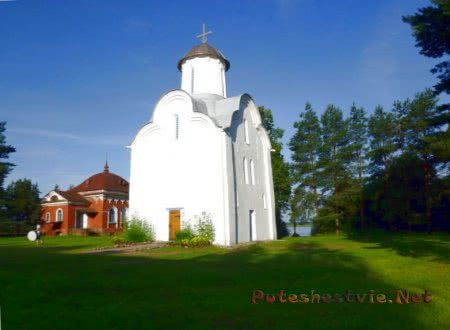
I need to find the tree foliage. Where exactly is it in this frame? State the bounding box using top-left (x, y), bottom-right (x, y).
top-left (4, 179), bottom-right (41, 224)
top-left (403, 0), bottom-right (450, 94)
top-left (289, 103), bottom-right (321, 216)
top-left (317, 105), bottom-right (352, 228)
top-left (291, 91), bottom-right (448, 233)
top-left (0, 122), bottom-right (16, 189)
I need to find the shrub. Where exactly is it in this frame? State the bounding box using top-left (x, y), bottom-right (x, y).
top-left (180, 239), bottom-right (190, 247)
top-left (175, 227), bottom-right (195, 242)
top-left (193, 212), bottom-right (215, 243)
top-left (0, 220), bottom-right (33, 236)
top-left (112, 235), bottom-right (127, 245)
top-left (122, 216), bottom-right (155, 243)
top-left (189, 236), bottom-right (210, 247)
top-left (174, 212), bottom-right (216, 247)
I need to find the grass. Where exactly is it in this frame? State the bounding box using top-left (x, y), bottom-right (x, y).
top-left (0, 231), bottom-right (448, 329)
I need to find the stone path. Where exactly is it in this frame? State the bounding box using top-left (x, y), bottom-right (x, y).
top-left (81, 241), bottom-right (167, 254)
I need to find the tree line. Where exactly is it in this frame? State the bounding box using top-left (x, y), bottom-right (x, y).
top-left (263, 0), bottom-right (450, 235)
top-left (0, 122), bottom-right (41, 234)
top-left (288, 90), bottom-right (449, 234)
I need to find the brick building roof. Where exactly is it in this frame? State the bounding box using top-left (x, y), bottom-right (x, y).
top-left (69, 162), bottom-right (129, 194)
top-left (56, 190), bottom-right (90, 205)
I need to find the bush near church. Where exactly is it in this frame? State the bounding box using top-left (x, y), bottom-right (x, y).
top-left (175, 212), bottom-right (215, 247)
top-left (112, 215), bottom-right (155, 245)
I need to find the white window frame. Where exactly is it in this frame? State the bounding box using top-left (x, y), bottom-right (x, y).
top-left (250, 159), bottom-right (256, 185)
top-left (243, 157), bottom-right (249, 184)
top-left (45, 212), bottom-right (51, 223)
top-left (174, 114), bottom-right (179, 140)
top-left (56, 208), bottom-right (63, 222)
top-left (250, 210), bottom-right (256, 241)
top-left (244, 119), bottom-right (250, 144)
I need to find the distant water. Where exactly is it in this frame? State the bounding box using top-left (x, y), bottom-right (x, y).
top-left (287, 225), bottom-right (312, 237)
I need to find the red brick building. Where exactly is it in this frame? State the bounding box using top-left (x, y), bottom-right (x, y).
top-left (40, 162), bottom-right (129, 235)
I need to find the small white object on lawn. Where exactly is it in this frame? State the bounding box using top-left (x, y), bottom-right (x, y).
top-left (27, 230), bottom-right (37, 241)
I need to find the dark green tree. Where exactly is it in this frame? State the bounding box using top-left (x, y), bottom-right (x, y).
top-left (347, 104), bottom-right (368, 227)
top-left (0, 122), bottom-right (16, 221)
top-left (289, 102), bottom-right (321, 216)
top-left (318, 105), bottom-right (351, 232)
top-left (258, 106), bottom-right (291, 238)
top-left (364, 152), bottom-right (430, 231)
top-left (400, 90), bottom-right (441, 230)
top-left (289, 185), bottom-right (313, 237)
top-left (0, 122), bottom-right (16, 189)
top-left (5, 179), bottom-right (41, 224)
top-left (403, 0), bottom-right (450, 94)
top-left (367, 106), bottom-right (398, 176)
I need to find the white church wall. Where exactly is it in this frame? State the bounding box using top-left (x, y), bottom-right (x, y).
top-left (227, 98), bottom-right (276, 243)
top-left (129, 90), bottom-right (230, 245)
top-left (181, 57), bottom-right (226, 97)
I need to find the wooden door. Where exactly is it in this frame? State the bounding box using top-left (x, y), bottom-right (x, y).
top-left (169, 210), bottom-right (181, 240)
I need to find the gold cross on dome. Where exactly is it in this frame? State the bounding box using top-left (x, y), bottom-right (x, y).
top-left (196, 23), bottom-right (212, 43)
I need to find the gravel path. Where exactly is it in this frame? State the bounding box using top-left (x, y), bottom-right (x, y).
top-left (81, 241), bottom-right (167, 254)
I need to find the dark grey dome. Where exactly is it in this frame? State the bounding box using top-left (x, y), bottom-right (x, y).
top-left (177, 43), bottom-right (230, 71)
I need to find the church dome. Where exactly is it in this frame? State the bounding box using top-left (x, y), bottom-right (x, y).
top-left (177, 43), bottom-right (230, 71)
top-left (69, 162), bottom-right (129, 194)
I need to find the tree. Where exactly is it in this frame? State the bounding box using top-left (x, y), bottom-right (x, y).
top-left (0, 122), bottom-right (16, 221)
top-left (5, 179), bottom-right (41, 224)
top-left (258, 106), bottom-right (291, 238)
top-left (289, 103), bottom-right (322, 217)
top-left (403, 1), bottom-right (450, 94)
top-left (289, 186), bottom-right (313, 237)
top-left (318, 105), bottom-right (351, 232)
top-left (367, 106), bottom-right (398, 176)
top-left (400, 90), bottom-right (441, 230)
top-left (364, 152), bottom-right (430, 231)
top-left (0, 122), bottom-right (16, 189)
top-left (347, 104), bottom-right (368, 226)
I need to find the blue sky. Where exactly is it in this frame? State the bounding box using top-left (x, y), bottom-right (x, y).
top-left (1, 0), bottom-right (447, 195)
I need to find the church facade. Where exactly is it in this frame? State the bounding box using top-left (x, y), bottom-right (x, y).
top-left (129, 30), bottom-right (276, 245)
top-left (40, 163), bottom-right (129, 235)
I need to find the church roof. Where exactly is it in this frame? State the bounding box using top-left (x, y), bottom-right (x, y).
top-left (68, 162), bottom-right (129, 194)
top-left (177, 43), bottom-right (230, 71)
top-left (191, 93), bottom-right (250, 128)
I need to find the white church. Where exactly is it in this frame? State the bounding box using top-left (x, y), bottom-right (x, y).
top-left (129, 26), bottom-right (277, 246)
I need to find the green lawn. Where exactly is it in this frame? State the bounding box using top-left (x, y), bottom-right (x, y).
top-left (0, 231), bottom-right (448, 329)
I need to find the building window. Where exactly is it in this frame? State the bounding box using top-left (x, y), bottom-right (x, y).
top-left (244, 119), bottom-right (249, 144)
top-left (249, 210), bottom-right (256, 241)
top-left (121, 208), bottom-right (128, 222)
top-left (109, 207), bottom-right (117, 224)
top-left (45, 212), bottom-right (51, 223)
top-left (121, 208), bottom-right (128, 227)
top-left (56, 209), bottom-right (63, 222)
top-left (263, 193), bottom-right (267, 209)
top-left (250, 160), bottom-right (256, 185)
top-left (174, 114), bottom-right (179, 140)
top-left (243, 157), bottom-right (249, 184)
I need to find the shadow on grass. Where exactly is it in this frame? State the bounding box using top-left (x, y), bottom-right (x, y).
top-left (347, 229), bottom-right (450, 263)
top-left (0, 238), bottom-right (439, 330)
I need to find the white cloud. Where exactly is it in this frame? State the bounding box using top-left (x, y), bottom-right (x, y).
top-left (9, 127), bottom-right (131, 146)
top-left (9, 128), bottom-right (82, 140)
